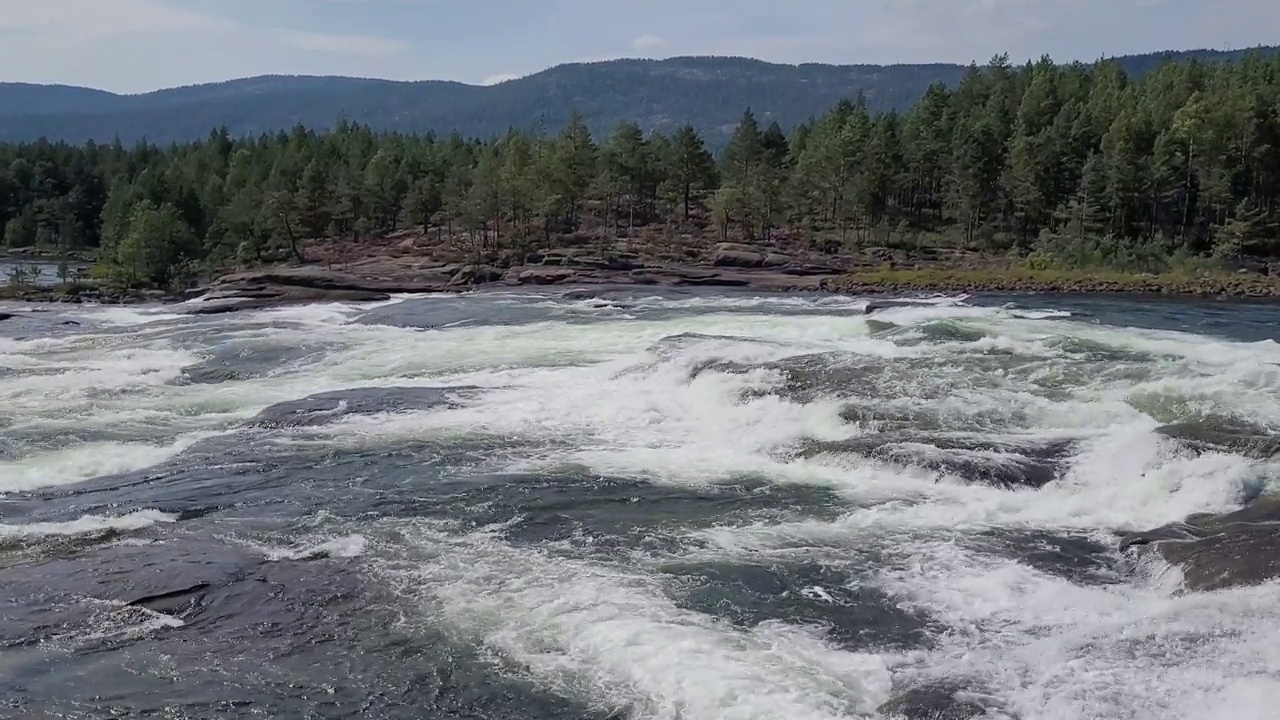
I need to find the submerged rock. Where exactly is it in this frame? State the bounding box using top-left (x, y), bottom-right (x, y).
top-left (800, 434), bottom-right (1076, 489)
top-left (877, 683), bottom-right (988, 720)
top-left (661, 560), bottom-right (935, 652)
top-left (247, 386), bottom-right (472, 429)
top-left (127, 582), bottom-right (212, 617)
top-left (1121, 496), bottom-right (1280, 591)
top-left (172, 363), bottom-right (243, 385)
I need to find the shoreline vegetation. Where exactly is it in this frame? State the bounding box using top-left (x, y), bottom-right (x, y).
top-left (5, 50), bottom-right (1280, 309)
top-left (836, 266), bottom-right (1280, 297)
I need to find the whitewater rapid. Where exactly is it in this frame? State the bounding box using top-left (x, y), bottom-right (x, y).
top-left (1, 289), bottom-right (1279, 719)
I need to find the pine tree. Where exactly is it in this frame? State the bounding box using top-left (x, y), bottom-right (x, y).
top-left (721, 109), bottom-right (766, 239)
top-left (663, 124), bottom-right (716, 222)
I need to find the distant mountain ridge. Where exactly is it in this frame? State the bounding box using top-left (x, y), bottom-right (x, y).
top-left (1, 47), bottom-right (1275, 146)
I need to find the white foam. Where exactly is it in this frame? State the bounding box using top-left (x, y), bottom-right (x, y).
top-left (0, 434), bottom-right (214, 494)
top-left (62, 305), bottom-right (188, 328)
top-left (0, 509), bottom-right (178, 539)
top-left (380, 523), bottom-right (891, 720)
top-left (873, 541), bottom-right (1280, 720)
top-left (51, 599), bottom-right (186, 648)
top-left (248, 534), bottom-right (369, 561)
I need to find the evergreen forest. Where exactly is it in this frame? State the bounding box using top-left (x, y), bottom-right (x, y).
top-left (3, 52), bottom-right (1280, 288)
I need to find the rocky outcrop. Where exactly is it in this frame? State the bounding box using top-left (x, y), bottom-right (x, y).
top-left (161, 237), bottom-right (859, 313)
top-left (712, 242), bottom-right (776, 268)
top-left (179, 244), bottom-right (848, 313)
top-left (1121, 496), bottom-right (1280, 592)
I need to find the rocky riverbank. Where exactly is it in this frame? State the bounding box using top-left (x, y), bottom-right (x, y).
top-left (173, 246), bottom-right (846, 314)
top-left (6, 237), bottom-right (1280, 314)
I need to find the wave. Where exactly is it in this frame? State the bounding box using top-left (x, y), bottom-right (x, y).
top-left (379, 523), bottom-right (891, 720)
top-left (0, 509), bottom-right (178, 539)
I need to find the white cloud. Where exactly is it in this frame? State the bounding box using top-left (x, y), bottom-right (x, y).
top-left (480, 73), bottom-right (520, 86)
top-left (631, 34), bottom-right (668, 53)
top-left (1, 0), bottom-right (1275, 94)
top-left (0, 0), bottom-right (423, 91)
top-left (0, 0), bottom-right (231, 43)
top-left (278, 30), bottom-right (409, 57)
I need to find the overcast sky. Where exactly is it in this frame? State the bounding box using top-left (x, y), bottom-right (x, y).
top-left (0, 0), bottom-right (1275, 93)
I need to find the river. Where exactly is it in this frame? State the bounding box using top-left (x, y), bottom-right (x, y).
top-left (1, 288), bottom-right (1278, 719)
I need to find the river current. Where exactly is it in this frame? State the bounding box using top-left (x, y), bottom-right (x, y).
top-left (2, 288), bottom-right (1279, 719)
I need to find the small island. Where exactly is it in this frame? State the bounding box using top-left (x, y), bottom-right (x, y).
top-left (4, 51), bottom-right (1280, 310)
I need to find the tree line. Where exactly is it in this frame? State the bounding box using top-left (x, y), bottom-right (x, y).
top-left (2, 51), bottom-right (1279, 287)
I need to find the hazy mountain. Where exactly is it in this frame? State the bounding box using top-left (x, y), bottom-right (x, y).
top-left (1, 47), bottom-right (1274, 146)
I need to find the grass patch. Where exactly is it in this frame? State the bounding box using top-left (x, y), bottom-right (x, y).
top-left (838, 266), bottom-right (1280, 296)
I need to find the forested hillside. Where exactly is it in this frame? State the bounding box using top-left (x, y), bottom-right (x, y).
top-left (2, 51), bottom-right (1279, 289)
top-left (0, 47), bottom-right (1274, 146)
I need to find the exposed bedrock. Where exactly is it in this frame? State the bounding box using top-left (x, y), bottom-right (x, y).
top-left (1121, 496), bottom-right (1280, 592)
top-left (245, 386), bottom-right (474, 429)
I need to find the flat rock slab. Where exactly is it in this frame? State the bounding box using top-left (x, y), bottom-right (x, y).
top-left (246, 386), bottom-right (474, 429)
top-left (191, 259), bottom-right (840, 313)
top-left (180, 287), bottom-right (391, 315)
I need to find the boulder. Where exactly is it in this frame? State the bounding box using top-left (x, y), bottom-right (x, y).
top-left (449, 264), bottom-right (504, 286)
top-left (714, 242), bottom-right (764, 254)
top-left (864, 246), bottom-right (896, 262)
top-left (517, 267), bottom-right (577, 285)
top-left (1121, 496), bottom-right (1280, 591)
top-left (713, 250), bottom-right (766, 268)
top-left (762, 253), bottom-right (793, 268)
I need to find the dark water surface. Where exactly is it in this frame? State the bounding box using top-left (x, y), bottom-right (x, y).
top-left (2, 289), bottom-right (1279, 719)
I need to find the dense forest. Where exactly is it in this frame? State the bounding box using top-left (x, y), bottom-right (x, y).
top-left (2, 51), bottom-right (1280, 289)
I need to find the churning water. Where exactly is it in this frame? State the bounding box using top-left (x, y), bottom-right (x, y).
top-left (2, 289), bottom-right (1279, 719)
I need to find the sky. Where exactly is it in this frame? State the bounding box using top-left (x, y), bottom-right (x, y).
top-left (0, 0), bottom-right (1276, 93)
